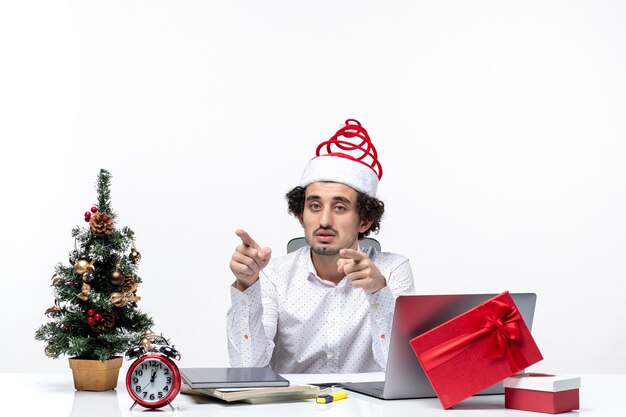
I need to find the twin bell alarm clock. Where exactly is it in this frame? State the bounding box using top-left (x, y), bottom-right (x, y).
top-left (125, 330), bottom-right (182, 410)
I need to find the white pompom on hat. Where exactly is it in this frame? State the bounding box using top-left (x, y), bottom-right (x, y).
top-left (299, 119), bottom-right (383, 197)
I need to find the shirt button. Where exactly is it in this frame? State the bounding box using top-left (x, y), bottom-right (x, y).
top-left (243, 334), bottom-right (249, 340)
top-left (240, 299), bottom-right (247, 305)
top-left (372, 302), bottom-right (379, 309)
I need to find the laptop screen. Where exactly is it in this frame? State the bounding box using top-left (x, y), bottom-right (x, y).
top-left (382, 293), bottom-right (537, 399)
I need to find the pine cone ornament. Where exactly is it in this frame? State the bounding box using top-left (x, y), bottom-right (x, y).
top-left (91, 311), bottom-right (115, 333)
top-left (122, 275), bottom-right (137, 293)
top-left (89, 211), bottom-right (114, 236)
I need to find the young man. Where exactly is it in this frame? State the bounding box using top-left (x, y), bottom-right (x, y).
top-left (227, 119), bottom-right (415, 373)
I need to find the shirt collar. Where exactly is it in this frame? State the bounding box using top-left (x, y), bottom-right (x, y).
top-left (304, 246), bottom-right (363, 288)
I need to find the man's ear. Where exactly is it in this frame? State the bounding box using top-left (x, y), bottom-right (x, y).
top-left (359, 219), bottom-right (373, 234)
top-left (298, 214), bottom-right (304, 228)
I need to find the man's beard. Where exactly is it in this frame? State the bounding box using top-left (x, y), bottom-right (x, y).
top-left (309, 234), bottom-right (358, 257)
top-left (311, 245), bottom-right (341, 256)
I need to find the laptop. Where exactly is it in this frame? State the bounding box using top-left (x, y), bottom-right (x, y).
top-left (342, 293), bottom-right (538, 400)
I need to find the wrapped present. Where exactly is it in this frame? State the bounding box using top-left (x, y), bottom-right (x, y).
top-left (409, 291), bottom-right (543, 409)
top-left (504, 373), bottom-right (580, 414)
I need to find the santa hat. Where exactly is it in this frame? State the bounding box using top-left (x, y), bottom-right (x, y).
top-left (299, 119), bottom-right (383, 197)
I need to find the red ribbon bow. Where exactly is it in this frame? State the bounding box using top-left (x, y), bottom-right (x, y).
top-left (419, 299), bottom-right (529, 372)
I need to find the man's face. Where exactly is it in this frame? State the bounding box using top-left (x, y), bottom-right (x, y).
top-left (301, 182), bottom-right (371, 256)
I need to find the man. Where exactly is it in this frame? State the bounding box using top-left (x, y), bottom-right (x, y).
top-left (227, 119), bottom-right (415, 373)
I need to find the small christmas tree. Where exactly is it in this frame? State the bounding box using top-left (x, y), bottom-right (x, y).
top-left (36, 169), bottom-right (154, 361)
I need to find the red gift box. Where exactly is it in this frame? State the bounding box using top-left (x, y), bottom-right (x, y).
top-left (504, 373), bottom-right (580, 414)
top-left (409, 291), bottom-right (543, 409)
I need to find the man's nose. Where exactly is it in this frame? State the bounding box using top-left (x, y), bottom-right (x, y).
top-left (319, 207), bottom-right (332, 227)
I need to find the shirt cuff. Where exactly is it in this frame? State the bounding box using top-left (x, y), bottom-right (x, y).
top-left (230, 279), bottom-right (263, 311)
top-left (230, 280), bottom-right (263, 322)
top-left (366, 285), bottom-right (396, 321)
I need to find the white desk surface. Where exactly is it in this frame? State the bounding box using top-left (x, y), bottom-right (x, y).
top-left (2, 372), bottom-right (620, 416)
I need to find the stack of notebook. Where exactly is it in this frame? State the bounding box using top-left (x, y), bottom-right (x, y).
top-left (180, 367), bottom-right (320, 403)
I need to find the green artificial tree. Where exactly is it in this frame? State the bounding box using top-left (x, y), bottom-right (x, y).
top-left (36, 169), bottom-right (154, 362)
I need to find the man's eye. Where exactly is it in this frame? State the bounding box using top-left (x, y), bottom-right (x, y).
top-left (309, 203), bottom-right (321, 210)
top-left (334, 206), bottom-right (347, 212)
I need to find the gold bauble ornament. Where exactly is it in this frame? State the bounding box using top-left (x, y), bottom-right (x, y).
top-left (140, 337), bottom-right (151, 350)
top-left (74, 260), bottom-right (89, 274)
top-left (129, 247), bottom-right (142, 264)
top-left (45, 345), bottom-right (55, 358)
top-left (74, 259), bottom-right (95, 275)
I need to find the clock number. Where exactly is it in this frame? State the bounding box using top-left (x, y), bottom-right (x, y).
top-left (166, 377), bottom-right (172, 383)
top-left (142, 392), bottom-right (147, 398)
top-left (135, 370), bottom-right (143, 376)
top-left (164, 385), bottom-right (169, 392)
top-left (149, 393), bottom-right (155, 400)
top-left (141, 363), bottom-right (148, 369)
top-left (133, 377), bottom-right (138, 383)
top-left (135, 385), bottom-right (141, 393)
top-left (164, 368), bottom-right (169, 375)
top-left (158, 392), bottom-right (163, 399)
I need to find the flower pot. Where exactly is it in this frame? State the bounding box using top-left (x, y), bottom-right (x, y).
top-left (68, 356), bottom-right (123, 391)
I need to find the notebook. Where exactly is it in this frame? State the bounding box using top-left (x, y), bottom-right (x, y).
top-left (181, 381), bottom-right (319, 403)
top-left (342, 293), bottom-right (538, 400)
top-left (179, 367), bottom-right (289, 389)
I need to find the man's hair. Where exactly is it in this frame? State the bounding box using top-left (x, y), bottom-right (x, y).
top-left (285, 184), bottom-right (385, 241)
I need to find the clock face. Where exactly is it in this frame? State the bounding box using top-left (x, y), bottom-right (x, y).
top-left (126, 354), bottom-right (181, 408)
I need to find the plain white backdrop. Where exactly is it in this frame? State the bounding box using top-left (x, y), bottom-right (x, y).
top-left (1, 1), bottom-right (625, 374)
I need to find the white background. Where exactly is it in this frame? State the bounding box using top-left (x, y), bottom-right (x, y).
top-left (1, 1), bottom-right (624, 374)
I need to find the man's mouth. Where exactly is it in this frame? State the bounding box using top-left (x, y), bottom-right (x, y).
top-left (315, 230), bottom-right (336, 243)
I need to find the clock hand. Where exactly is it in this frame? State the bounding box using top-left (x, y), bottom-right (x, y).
top-left (140, 380), bottom-right (153, 392)
top-left (139, 370), bottom-right (158, 392)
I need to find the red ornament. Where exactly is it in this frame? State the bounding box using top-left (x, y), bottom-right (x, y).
top-left (87, 309), bottom-right (95, 316)
top-left (87, 317), bottom-right (94, 324)
top-left (63, 325), bottom-right (70, 332)
top-left (94, 313), bottom-right (102, 321)
top-left (91, 206), bottom-right (98, 213)
top-left (84, 216), bottom-right (90, 222)
top-left (84, 211), bottom-right (92, 218)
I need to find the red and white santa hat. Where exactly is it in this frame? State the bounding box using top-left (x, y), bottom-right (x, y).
top-left (299, 119), bottom-right (383, 197)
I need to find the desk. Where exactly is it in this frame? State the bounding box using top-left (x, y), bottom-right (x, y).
top-left (2, 373), bottom-right (621, 416)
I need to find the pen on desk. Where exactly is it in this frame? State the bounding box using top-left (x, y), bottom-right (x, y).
top-left (316, 390), bottom-right (348, 404)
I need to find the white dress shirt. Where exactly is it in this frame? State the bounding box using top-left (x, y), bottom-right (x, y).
top-left (227, 245), bottom-right (415, 373)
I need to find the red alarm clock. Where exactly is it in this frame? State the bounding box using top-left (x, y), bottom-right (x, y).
top-left (125, 332), bottom-right (182, 410)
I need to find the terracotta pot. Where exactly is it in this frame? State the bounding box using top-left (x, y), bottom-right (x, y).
top-left (68, 356), bottom-right (123, 391)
